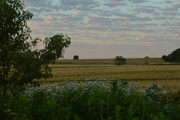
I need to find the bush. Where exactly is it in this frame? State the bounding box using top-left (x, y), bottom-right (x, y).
top-left (114, 56), bottom-right (126, 65)
top-left (0, 80), bottom-right (179, 120)
top-left (73, 55), bottom-right (79, 60)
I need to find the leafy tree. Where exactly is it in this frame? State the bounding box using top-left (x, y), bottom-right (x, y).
top-left (162, 48), bottom-right (180, 62)
top-left (114, 56), bottom-right (126, 65)
top-left (73, 55), bottom-right (79, 60)
top-left (144, 56), bottom-right (149, 58)
top-left (0, 0), bottom-right (71, 98)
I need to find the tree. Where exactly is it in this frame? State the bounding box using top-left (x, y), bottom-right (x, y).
top-left (144, 56), bottom-right (149, 58)
top-left (114, 56), bottom-right (126, 65)
top-left (73, 55), bottom-right (79, 60)
top-left (162, 48), bottom-right (180, 62)
top-left (0, 0), bottom-right (71, 98)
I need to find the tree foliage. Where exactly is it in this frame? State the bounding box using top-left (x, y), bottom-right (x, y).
top-left (0, 0), bottom-right (71, 97)
top-left (73, 55), bottom-right (79, 60)
top-left (162, 48), bottom-right (180, 62)
top-left (114, 56), bottom-right (126, 65)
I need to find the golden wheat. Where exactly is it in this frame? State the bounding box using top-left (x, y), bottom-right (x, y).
top-left (41, 58), bottom-right (180, 93)
top-left (45, 65), bottom-right (180, 81)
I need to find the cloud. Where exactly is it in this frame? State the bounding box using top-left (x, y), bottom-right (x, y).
top-left (128, 0), bottom-right (146, 3)
top-left (25, 0), bottom-right (180, 58)
top-left (31, 17), bottom-right (44, 21)
top-left (153, 16), bottom-right (167, 20)
top-left (28, 22), bottom-right (40, 27)
top-left (119, 17), bottom-right (130, 20)
top-left (173, 21), bottom-right (180, 26)
top-left (99, 42), bottom-right (111, 46)
top-left (136, 21), bottom-right (146, 25)
top-left (60, 0), bottom-right (99, 10)
top-left (162, 4), bottom-right (180, 12)
top-left (61, 0), bottom-right (97, 6)
top-left (44, 21), bottom-right (51, 24)
top-left (27, 8), bottom-right (44, 14)
top-left (148, 38), bottom-right (156, 41)
top-left (133, 7), bottom-right (155, 13)
top-left (165, 1), bottom-right (173, 4)
top-left (96, 10), bottom-right (111, 17)
top-left (143, 42), bottom-right (152, 45)
top-left (47, 16), bottom-right (54, 20)
top-left (119, 23), bottom-right (129, 26)
top-left (173, 3), bottom-right (180, 9)
top-left (80, 25), bottom-right (108, 31)
top-left (161, 11), bottom-right (178, 16)
top-left (88, 16), bottom-right (112, 26)
top-left (114, 12), bottom-right (152, 22)
top-left (174, 34), bottom-right (180, 37)
top-left (104, 0), bottom-right (127, 7)
top-left (25, 0), bottom-right (49, 7)
top-left (132, 37), bottom-right (142, 41)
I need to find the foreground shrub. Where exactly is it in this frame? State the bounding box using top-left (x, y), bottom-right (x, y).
top-left (0, 80), bottom-right (179, 120)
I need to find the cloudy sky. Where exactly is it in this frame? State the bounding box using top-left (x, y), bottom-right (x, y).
top-left (25, 0), bottom-right (180, 59)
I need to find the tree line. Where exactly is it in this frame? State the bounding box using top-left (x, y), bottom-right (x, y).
top-left (162, 48), bottom-right (180, 62)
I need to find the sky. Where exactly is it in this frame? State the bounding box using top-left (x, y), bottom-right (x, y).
top-left (24, 0), bottom-right (180, 59)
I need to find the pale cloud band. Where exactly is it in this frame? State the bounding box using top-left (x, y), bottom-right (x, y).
top-left (25, 0), bottom-right (180, 59)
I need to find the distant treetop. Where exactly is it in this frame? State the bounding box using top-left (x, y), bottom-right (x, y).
top-left (114, 56), bottom-right (126, 65)
top-left (145, 56), bottom-right (149, 58)
top-left (73, 55), bottom-right (79, 60)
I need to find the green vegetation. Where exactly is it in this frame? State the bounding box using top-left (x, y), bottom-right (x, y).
top-left (162, 48), bottom-right (180, 62)
top-left (73, 55), bottom-right (79, 60)
top-left (0, 80), bottom-right (179, 120)
top-left (114, 56), bottom-right (126, 65)
top-left (0, 0), bottom-right (71, 99)
top-left (0, 0), bottom-right (179, 120)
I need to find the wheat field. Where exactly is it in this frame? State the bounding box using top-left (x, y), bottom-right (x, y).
top-left (40, 58), bottom-right (180, 94)
top-left (47, 65), bottom-right (180, 81)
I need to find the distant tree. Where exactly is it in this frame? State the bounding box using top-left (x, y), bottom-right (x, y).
top-left (73, 55), bottom-right (79, 60)
top-left (162, 55), bottom-right (167, 60)
top-left (0, 0), bottom-right (71, 98)
top-left (162, 48), bottom-right (180, 62)
top-left (145, 56), bottom-right (149, 58)
top-left (114, 56), bottom-right (126, 65)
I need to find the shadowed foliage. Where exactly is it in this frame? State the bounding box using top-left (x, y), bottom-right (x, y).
top-left (162, 48), bottom-right (180, 62)
top-left (0, 0), bottom-right (71, 98)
